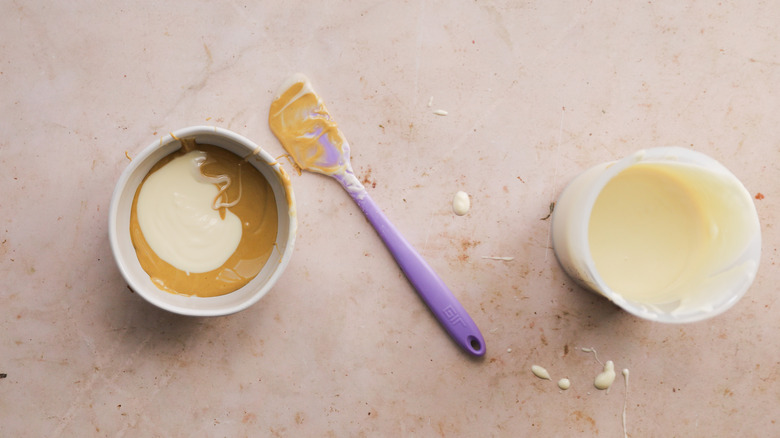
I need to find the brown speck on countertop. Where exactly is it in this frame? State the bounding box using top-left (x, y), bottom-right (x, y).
top-left (0, 373), bottom-right (7, 379)
top-left (540, 202), bottom-right (555, 220)
top-left (458, 238), bottom-right (480, 262)
top-left (755, 192), bottom-right (765, 200)
top-left (361, 166), bottom-right (377, 189)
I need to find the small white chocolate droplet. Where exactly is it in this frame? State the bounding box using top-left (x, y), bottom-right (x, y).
top-left (622, 368), bottom-right (630, 438)
top-left (452, 191), bottom-right (471, 216)
top-left (531, 365), bottom-right (551, 380)
top-left (558, 378), bottom-right (571, 390)
top-left (594, 360), bottom-right (617, 390)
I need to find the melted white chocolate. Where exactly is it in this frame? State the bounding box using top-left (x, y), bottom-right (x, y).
top-left (588, 161), bottom-right (759, 308)
top-left (594, 360), bottom-right (617, 390)
top-left (452, 191), bottom-right (471, 216)
top-left (622, 368), bottom-right (630, 438)
top-left (531, 365), bottom-right (551, 380)
top-left (136, 151), bottom-right (242, 273)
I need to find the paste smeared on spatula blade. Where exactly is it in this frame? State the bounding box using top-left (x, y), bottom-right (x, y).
top-left (268, 74), bottom-right (365, 196)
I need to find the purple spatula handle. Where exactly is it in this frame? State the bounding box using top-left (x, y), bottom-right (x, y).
top-left (351, 191), bottom-right (486, 356)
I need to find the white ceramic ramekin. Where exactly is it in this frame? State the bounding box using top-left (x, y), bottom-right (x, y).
top-left (109, 126), bottom-right (296, 316)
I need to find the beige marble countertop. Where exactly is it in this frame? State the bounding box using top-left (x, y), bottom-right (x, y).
top-left (2, 1), bottom-right (779, 436)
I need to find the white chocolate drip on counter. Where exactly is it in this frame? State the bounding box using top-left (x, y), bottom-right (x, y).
top-left (528, 347), bottom-right (632, 435)
top-left (622, 368), bottom-right (630, 438)
top-left (594, 360), bottom-right (617, 391)
top-left (452, 191), bottom-right (471, 216)
top-left (581, 347), bottom-right (631, 436)
top-left (531, 365), bottom-right (551, 380)
top-left (580, 347), bottom-right (603, 365)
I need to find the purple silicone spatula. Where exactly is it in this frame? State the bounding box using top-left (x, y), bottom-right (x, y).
top-left (269, 74), bottom-right (485, 356)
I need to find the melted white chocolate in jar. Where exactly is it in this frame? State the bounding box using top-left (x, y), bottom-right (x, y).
top-left (588, 161), bottom-right (756, 307)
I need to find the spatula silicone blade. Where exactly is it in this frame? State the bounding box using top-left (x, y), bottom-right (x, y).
top-left (269, 74), bottom-right (485, 356)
